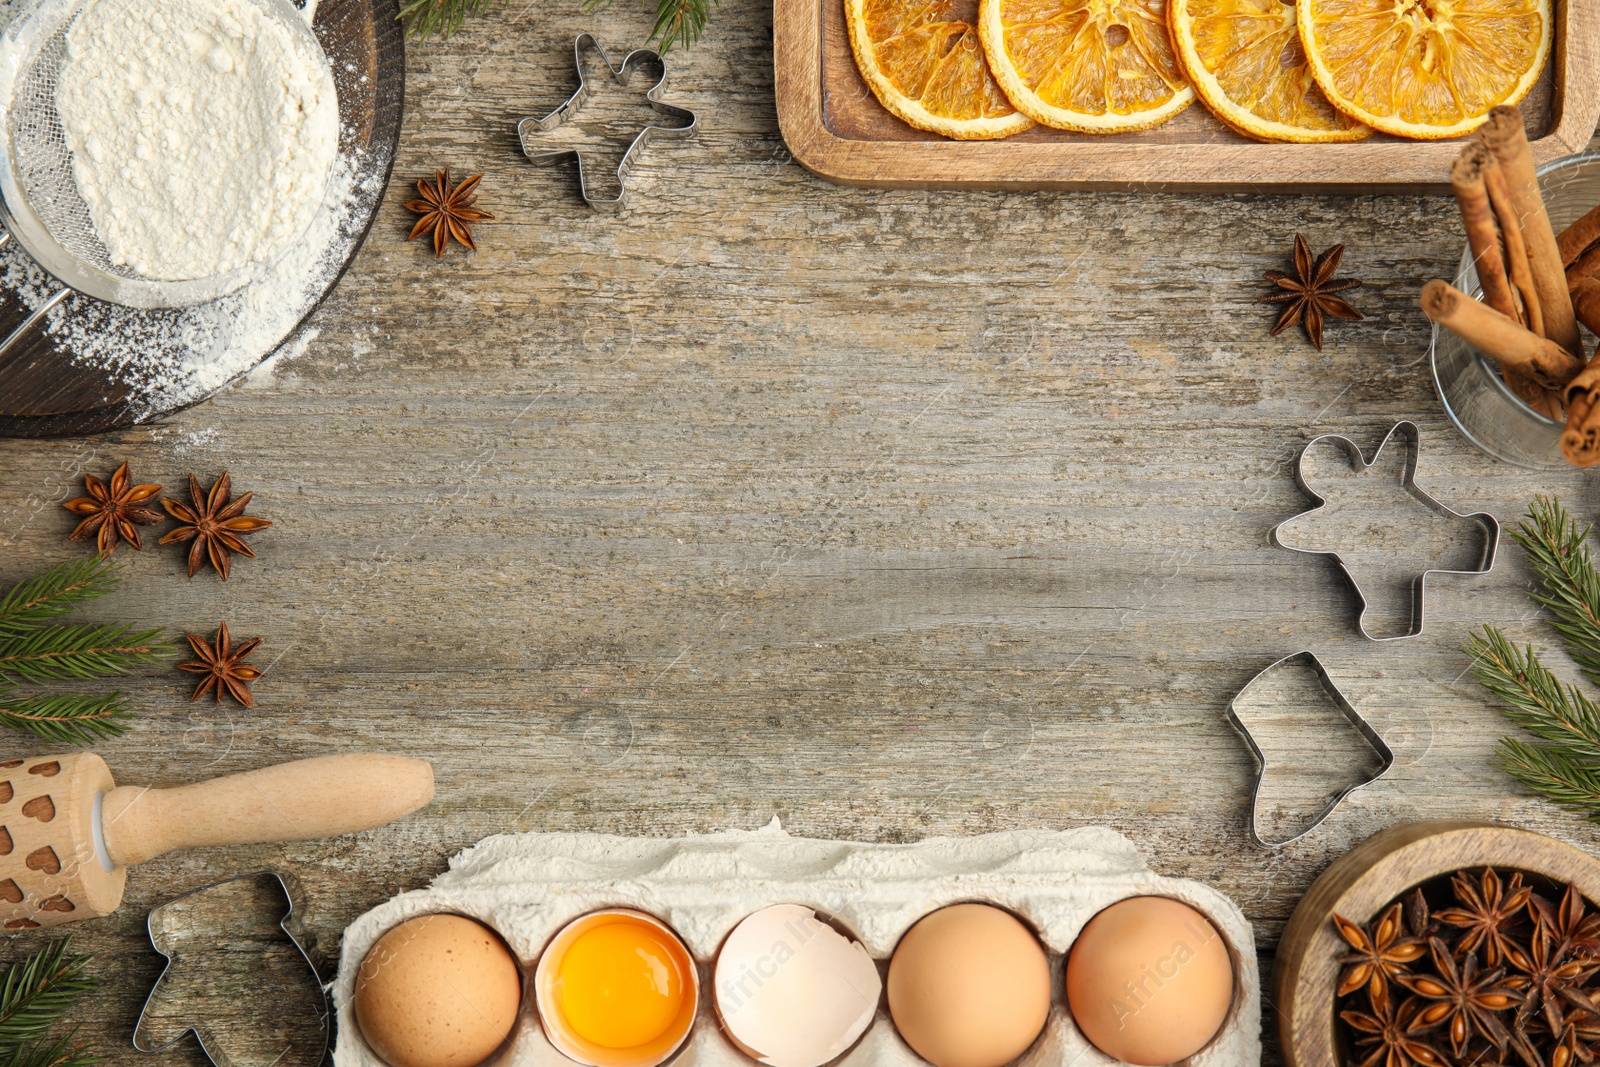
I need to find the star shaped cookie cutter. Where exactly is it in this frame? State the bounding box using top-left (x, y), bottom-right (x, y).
top-left (1227, 651), bottom-right (1395, 848)
top-left (1272, 421), bottom-right (1500, 641)
top-left (518, 33), bottom-right (698, 213)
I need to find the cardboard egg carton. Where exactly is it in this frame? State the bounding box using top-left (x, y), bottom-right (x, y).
top-left (332, 822), bottom-right (1261, 1067)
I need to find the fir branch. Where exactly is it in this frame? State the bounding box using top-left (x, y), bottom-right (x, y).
top-left (0, 940), bottom-right (94, 1059)
top-left (0, 1035), bottom-right (95, 1067)
top-left (0, 559), bottom-right (120, 638)
top-left (1497, 737), bottom-right (1600, 819)
top-left (1, 1034), bottom-right (95, 1067)
top-left (645, 0), bottom-right (717, 53)
top-left (0, 624), bottom-right (169, 685)
top-left (0, 690), bottom-right (131, 746)
top-left (0, 561), bottom-right (168, 744)
top-left (579, 0), bottom-right (718, 52)
top-left (397, 0), bottom-right (491, 40)
top-left (1468, 496), bottom-right (1600, 818)
top-left (1510, 496), bottom-right (1600, 687)
top-left (399, 0), bottom-right (718, 50)
top-left (1466, 627), bottom-right (1600, 762)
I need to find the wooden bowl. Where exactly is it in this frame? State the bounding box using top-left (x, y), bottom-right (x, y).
top-left (1275, 820), bottom-right (1600, 1067)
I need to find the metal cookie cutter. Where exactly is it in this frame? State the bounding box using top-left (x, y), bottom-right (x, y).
top-left (519, 33), bottom-right (698, 212)
top-left (1272, 421), bottom-right (1499, 641)
top-left (1227, 651), bottom-right (1395, 849)
top-left (134, 871), bottom-right (329, 1067)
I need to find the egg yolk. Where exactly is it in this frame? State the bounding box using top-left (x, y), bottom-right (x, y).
top-left (554, 920), bottom-right (689, 1049)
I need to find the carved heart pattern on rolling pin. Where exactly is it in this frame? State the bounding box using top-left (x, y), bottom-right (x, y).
top-left (0, 752), bottom-right (434, 929)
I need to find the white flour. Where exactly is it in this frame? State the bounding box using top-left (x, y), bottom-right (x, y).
top-left (0, 0), bottom-right (385, 419)
top-left (0, 154), bottom-right (381, 414)
top-left (55, 0), bottom-right (339, 281)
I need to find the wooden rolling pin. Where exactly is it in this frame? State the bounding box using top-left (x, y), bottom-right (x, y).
top-left (0, 752), bottom-right (434, 929)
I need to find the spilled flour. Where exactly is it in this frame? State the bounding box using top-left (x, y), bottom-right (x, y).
top-left (0, 156), bottom-right (379, 414)
top-left (57, 0), bottom-right (339, 280)
top-left (0, 0), bottom-right (384, 420)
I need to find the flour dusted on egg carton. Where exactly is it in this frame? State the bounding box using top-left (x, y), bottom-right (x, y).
top-left (333, 821), bottom-right (1262, 1067)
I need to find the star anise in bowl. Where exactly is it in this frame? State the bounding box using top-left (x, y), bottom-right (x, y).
top-left (1333, 868), bottom-right (1600, 1067)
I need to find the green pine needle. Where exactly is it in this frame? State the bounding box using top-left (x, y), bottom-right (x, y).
top-left (1467, 496), bottom-right (1600, 819)
top-left (1466, 626), bottom-right (1600, 762)
top-left (0, 939), bottom-right (95, 1060)
top-left (1, 1034), bottom-right (96, 1067)
top-left (0, 559), bottom-right (120, 638)
top-left (401, 0), bottom-right (717, 51)
top-left (0, 562), bottom-right (169, 745)
top-left (0, 624), bottom-right (169, 685)
top-left (1509, 496), bottom-right (1600, 688)
top-left (1497, 737), bottom-right (1600, 814)
top-left (397, 0), bottom-right (490, 40)
top-left (0, 691), bottom-right (131, 746)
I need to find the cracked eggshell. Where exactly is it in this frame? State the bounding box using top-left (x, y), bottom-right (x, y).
top-left (713, 905), bottom-right (882, 1067)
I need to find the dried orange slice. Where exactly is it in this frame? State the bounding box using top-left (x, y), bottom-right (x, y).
top-left (846, 0), bottom-right (1034, 140)
top-left (1297, 0), bottom-right (1550, 139)
top-left (1170, 0), bottom-right (1369, 142)
top-left (977, 0), bottom-right (1194, 132)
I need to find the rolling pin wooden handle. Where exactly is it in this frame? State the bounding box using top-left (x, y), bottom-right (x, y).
top-left (98, 754), bottom-right (434, 868)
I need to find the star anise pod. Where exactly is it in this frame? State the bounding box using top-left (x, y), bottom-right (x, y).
top-left (177, 621), bottom-right (263, 708)
top-left (1337, 903), bottom-right (1429, 1002)
top-left (159, 472), bottom-right (272, 580)
top-left (62, 462), bottom-right (163, 554)
top-left (1533, 885), bottom-right (1600, 964)
top-left (1342, 986), bottom-right (1451, 1067)
top-left (1260, 233), bottom-right (1364, 351)
top-left (1440, 869), bottom-right (1535, 970)
top-left (1551, 1022), bottom-right (1599, 1067)
top-left (1408, 886), bottom-right (1443, 941)
top-left (1547, 1013), bottom-right (1600, 1067)
top-left (1512, 905), bottom-right (1600, 1038)
top-left (405, 169), bottom-right (493, 257)
top-left (1399, 939), bottom-right (1519, 1058)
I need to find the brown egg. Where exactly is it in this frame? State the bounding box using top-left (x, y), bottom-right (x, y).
top-left (1065, 897), bottom-right (1234, 1066)
top-left (354, 913), bottom-right (523, 1067)
top-left (887, 903), bottom-right (1052, 1067)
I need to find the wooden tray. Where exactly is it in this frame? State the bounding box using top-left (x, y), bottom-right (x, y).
top-left (1273, 820), bottom-right (1600, 1067)
top-left (774, 0), bottom-right (1600, 193)
top-left (0, 0), bottom-right (404, 439)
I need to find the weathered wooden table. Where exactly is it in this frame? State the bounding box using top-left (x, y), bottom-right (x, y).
top-left (1, 2), bottom-right (1598, 1063)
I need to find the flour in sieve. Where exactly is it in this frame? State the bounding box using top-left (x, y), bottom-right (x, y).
top-left (55, 0), bottom-right (339, 281)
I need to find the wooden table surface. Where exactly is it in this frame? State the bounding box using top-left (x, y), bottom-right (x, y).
top-left (1, 2), bottom-right (1599, 1063)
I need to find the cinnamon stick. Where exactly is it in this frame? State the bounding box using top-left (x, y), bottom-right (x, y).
top-left (1568, 242), bottom-right (1600, 288)
top-left (1563, 353), bottom-right (1600, 467)
top-left (1479, 107), bottom-right (1580, 355)
top-left (1421, 279), bottom-right (1585, 391)
top-left (1558, 203), bottom-right (1600, 268)
top-left (1452, 146), bottom-right (1523, 323)
top-left (1574, 276), bottom-right (1600, 338)
top-left (1483, 158), bottom-right (1544, 339)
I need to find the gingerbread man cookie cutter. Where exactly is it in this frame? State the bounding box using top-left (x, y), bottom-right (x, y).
top-left (1272, 421), bottom-right (1500, 641)
top-left (518, 33), bottom-right (698, 212)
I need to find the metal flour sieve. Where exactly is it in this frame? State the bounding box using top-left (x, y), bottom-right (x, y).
top-left (0, 0), bottom-right (331, 315)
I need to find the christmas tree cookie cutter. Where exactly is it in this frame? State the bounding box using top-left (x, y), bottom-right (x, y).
top-left (518, 33), bottom-right (698, 212)
top-left (133, 870), bottom-right (329, 1067)
top-left (1227, 651), bottom-right (1395, 849)
top-left (1272, 421), bottom-right (1500, 641)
